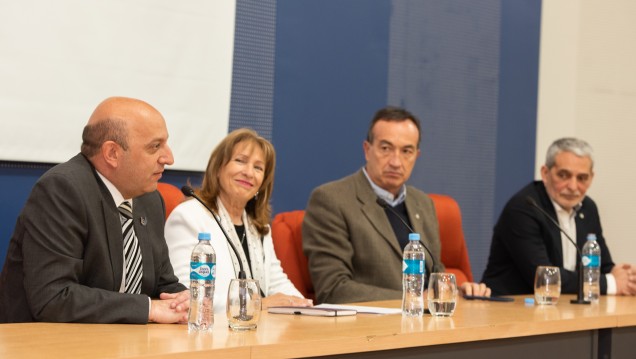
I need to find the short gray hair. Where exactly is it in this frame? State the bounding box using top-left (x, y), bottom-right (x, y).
top-left (545, 137), bottom-right (594, 169)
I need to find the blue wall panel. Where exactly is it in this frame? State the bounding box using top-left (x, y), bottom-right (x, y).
top-left (229, 0), bottom-right (277, 139)
top-left (0, 164), bottom-right (47, 269)
top-left (271, 0), bottom-right (391, 213)
top-left (270, 0), bottom-right (541, 280)
top-left (387, 0), bottom-right (502, 284)
top-left (494, 0), bottom-right (542, 220)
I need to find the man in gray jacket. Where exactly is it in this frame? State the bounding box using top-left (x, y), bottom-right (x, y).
top-left (303, 106), bottom-right (489, 304)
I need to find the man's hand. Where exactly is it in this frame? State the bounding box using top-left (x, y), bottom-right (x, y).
top-left (160, 290), bottom-right (190, 311)
top-left (149, 290), bottom-right (190, 323)
top-left (611, 263), bottom-right (636, 295)
top-left (460, 282), bottom-right (491, 297)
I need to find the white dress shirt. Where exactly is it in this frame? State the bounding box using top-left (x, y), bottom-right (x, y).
top-left (551, 200), bottom-right (616, 294)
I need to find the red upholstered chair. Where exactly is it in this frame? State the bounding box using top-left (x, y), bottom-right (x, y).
top-left (271, 195), bottom-right (474, 300)
top-left (428, 193), bottom-right (474, 286)
top-left (156, 182), bottom-right (185, 220)
top-left (271, 210), bottom-right (315, 301)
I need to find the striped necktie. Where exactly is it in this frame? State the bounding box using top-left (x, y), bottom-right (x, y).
top-left (118, 201), bottom-right (143, 294)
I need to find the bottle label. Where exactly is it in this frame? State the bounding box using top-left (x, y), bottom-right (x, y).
top-left (582, 255), bottom-right (600, 268)
top-left (190, 262), bottom-right (216, 280)
top-left (403, 259), bottom-right (424, 275)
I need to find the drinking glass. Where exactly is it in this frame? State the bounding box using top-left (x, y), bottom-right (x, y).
top-left (226, 279), bottom-right (261, 330)
top-left (534, 266), bottom-right (561, 305)
top-left (427, 273), bottom-right (458, 317)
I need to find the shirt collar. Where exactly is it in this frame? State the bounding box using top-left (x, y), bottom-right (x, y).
top-left (362, 167), bottom-right (407, 207)
top-left (96, 171), bottom-right (132, 209)
top-left (550, 199), bottom-right (582, 218)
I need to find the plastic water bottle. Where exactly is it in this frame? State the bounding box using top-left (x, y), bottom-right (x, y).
top-left (402, 233), bottom-right (425, 317)
top-left (188, 232), bottom-right (216, 331)
top-left (582, 233), bottom-right (601, 303)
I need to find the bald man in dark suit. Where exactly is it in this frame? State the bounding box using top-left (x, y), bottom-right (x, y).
top-left (0, 97), bottom-right (188, 323)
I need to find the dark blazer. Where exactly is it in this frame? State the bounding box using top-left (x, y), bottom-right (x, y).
top-left (482, 181), bottom-right (615, 296)
top-left (0, 154), bottom-right (185, 323)
top-left (302, 170), bottom-right (443, 304)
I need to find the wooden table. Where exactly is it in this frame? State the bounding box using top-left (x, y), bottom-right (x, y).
top-left (2, 295), bottom-right (636, 358)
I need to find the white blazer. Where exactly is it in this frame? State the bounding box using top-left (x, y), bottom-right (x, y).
top-left (165, 198), bottom-right (303, 314)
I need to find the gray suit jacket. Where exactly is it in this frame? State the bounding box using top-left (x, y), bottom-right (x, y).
top-left (302, 170), bottom-right (443, 304)
top-left (0, 154), bottom-right (185, 323)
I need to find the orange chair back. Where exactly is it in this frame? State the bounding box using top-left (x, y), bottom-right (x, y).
top-left (428, 193), bottom-right (474, 285)
top-left (271, 210), bottom-right (315, 301)
top-left (156, 182), bottom-right (185, 220)
top-left (271, 194), bottom-right (473, 299)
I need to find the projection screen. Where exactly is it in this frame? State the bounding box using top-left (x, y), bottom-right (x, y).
top-left (0, 0), bottom-right (236, 171)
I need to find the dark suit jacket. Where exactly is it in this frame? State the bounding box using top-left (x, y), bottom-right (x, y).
top-left (302, 170), bottom-right (444, 304)
top-left (0, 154), bottom-right (186, 323)
top-left (482, 181), bottom-right (615, 296)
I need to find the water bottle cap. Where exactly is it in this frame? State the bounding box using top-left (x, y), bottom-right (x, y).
top-left (198, 232), bottom-right (211, 241)
top-left (408, 233), bottom-right (420, 241)
top-left (586, 233), bottom-right (597, 241)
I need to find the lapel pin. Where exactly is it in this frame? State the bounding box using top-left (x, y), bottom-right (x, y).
top-left (579, 213), bottom-right (584, 219)
top-left (140, 217), bottom-right (147, 226)
top-left (415, 213), bottom-right (420, 220)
